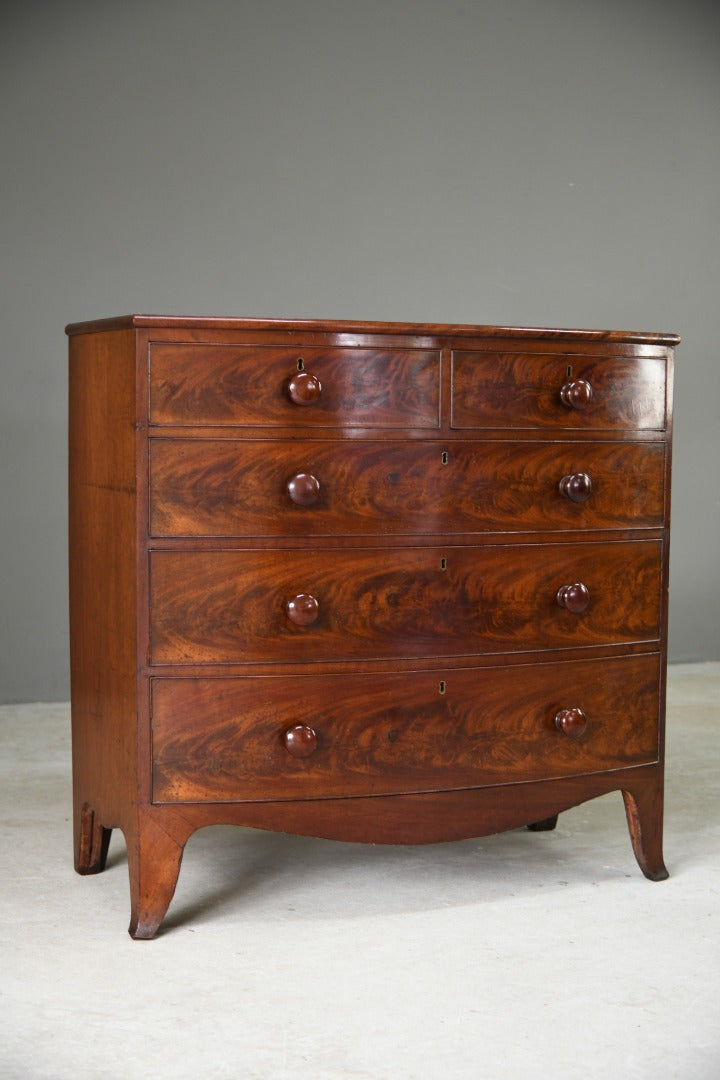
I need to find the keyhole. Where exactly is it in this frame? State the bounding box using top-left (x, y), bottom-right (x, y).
top-left (297, 357), bottom-right (305, 371)
top-left (440, 557), bottom-right (447, 571)
top-left (439, 680), bottom-right (446, 695)
top-left (566, 364), bottom-right (573, 378)
top-left (441, 451), bottom-right (449, 465)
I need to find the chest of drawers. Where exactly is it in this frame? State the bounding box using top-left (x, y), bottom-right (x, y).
top-left (67, 315), bottom-right (677, 938)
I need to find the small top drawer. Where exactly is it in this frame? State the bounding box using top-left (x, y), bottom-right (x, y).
top-left (149, 343), bottom-right (441, 428)
top-left (451, 352), bottom-right (667, 430)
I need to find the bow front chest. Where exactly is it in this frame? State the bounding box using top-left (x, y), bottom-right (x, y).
top-left (67, 315), bottom-right (676, 937)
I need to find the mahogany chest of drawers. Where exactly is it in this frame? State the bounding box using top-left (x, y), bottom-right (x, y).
top-left (67, 315), bottom-right (677, 938)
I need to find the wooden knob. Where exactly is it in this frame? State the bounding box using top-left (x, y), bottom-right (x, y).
top-left (287, 473), bottom-right (320, 506)
top-left (287, 371), bottom-right (322, 405)
top-left (559, 472), bottom-right (593, 503)
top-left (285, 593), bottom-right (319, 626)
top-left (557, 582), bottom-right (590, 613)
top-left (283, 724), bottom-right (318, 758)
top-left (554, 707), bottom-right (587, 739)
top-left (560, 379), bottom-right (593, 410)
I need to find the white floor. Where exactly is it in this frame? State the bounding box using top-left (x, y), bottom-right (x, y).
top-left (1, 663), bottom-right (718, 1080)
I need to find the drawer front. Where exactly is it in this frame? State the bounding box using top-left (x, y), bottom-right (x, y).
top-left (149, 541), bottom-right (662, 664)
top-left (151, 653), bottom-right (661, 802)
top-left (451, 352), bottom-right (667, 430)
top-left (149, 344), bottom-right (441, 428)
top-left (150, 438), bottom-right (665, 537)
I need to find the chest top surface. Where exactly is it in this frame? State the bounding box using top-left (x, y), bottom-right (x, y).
top-left (65, 313), bottom-right (680, 345)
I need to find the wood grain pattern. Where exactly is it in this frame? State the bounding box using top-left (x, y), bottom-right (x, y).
top-left (137, 768), bottom-right (667, 851)
top-left (125, 806), bottom-right (193, 939)
top-left (68, 328), bottom-right (140, 870)
top-left (149, 438), bottom-right (665, 537)
top-left (66, 313), bottom-right (680, 346)
top-left (149, 344), bottom-right (441, 427)
top-left (451, 353), bottom-right (667, 430)
top-left (67, 315), bottom-right (675, 936)
top-left (99, 765), bottom-right (670, 936)
top-left (622, 781), bottom-right (668, 881)
top-left (151, 654), bottom-right (660, 803)
top-left (149, 540), bottom-right (662, 664)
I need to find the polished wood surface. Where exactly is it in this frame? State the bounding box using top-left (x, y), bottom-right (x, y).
top-left (95, 768), bottom-right (669, 939)
top-left (151, 654), bottom-right (660, 803)
top-left (66, 313), bottom-right (681, 346)
top-left (286, 370), bottom-right (323, 405)
top-left (149, 439), bottom-right (665, 537)
top-left (451, 353), bottom-right (667, 430)
top-left (67, 315), bottom-right (675, 937)
top-left (557, 583), bottom-right (591, 614)
top-left (559, 471), bottom-right (594, 503)
top-left (554, 707), bottom-right (589, 740)
top-left (560, 378), bottom-right (593, 410)
top-left (68, 328), bottom-right (139, 875)
top-left (283, 724), bottom-right (319, 760)
top-left (149, 540), bottom-right (661, 664)
top-left (149, 344), bottom-right (441, 427)
top-left (286, 471), bottom-right (321, 506)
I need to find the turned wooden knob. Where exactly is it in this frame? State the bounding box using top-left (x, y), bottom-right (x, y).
top-left (554, 707), bottom-right (587, 739)
top-left (285, 593), bottom-right (319, 626)
top-left (287, 371), bottom-right (322, 405)
top-left (559, 472), bottom-right (593, 503)
top-left (557, 582), bottom-right (590, 613)
top-left (560, 379), bottom-right (593, 410)
top-left (287, 472), bottom-right (320, 506)
top-left (283, 724), bottom-right (318, 758)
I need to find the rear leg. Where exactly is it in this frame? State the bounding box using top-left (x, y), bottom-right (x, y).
top-left (527, 814), bottom-right (559, 832)
top-left (75, 802), bottom-right (112, 875)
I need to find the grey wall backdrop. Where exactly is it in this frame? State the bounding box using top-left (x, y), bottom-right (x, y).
top-left (1, 0), bottom-right (719, 702)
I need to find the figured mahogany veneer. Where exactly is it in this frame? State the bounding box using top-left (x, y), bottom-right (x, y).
top-left (67, 315), bottom-right (677, 938)
top-left (149, 438), bottom-right (665, 537)
top-left (451, 352), bottom-right (667, 430)
top-left (149, 540), bottom-right (662, 664)
top-left (149, 343), bottom-right (441, 427)
top-left (151, 654), bottom-right (660, 804)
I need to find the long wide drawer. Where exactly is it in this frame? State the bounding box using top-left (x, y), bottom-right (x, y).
top-left (149, 540), bottom-right (662, 663)
top-left (151, 653), bottom-right (661, 802)
top-left (149, 344), bottom-right (441, 428)
top-left (451, 352), bottom-right (667, 430)
top-left (149, 438), bottom-right (665, 537)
